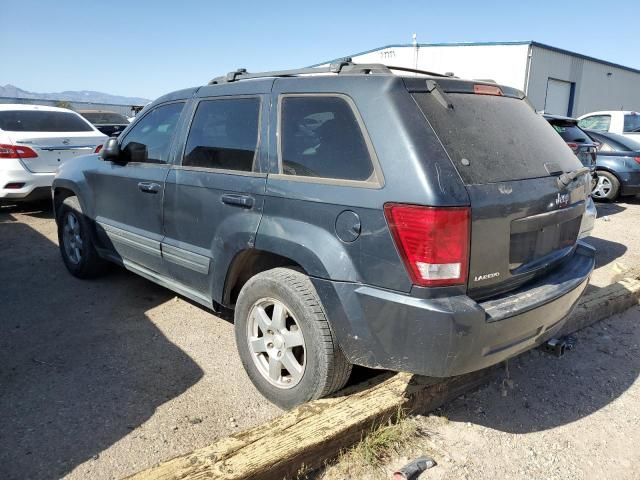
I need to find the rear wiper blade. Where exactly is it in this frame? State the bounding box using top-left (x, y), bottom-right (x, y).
top-left (425, 79), bottom-right (453, 109)
top-left (557, 166), bottom-right (591, 189)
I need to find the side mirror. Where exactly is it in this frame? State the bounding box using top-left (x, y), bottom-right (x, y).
top-left (100, 137), bottom-right (121, 161)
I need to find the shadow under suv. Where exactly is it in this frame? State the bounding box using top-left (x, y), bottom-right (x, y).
top-left (52, 61), bottom-right (595, 408)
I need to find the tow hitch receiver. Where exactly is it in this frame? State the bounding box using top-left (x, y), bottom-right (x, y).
top-left (540, 335), bottom-right (577, 357)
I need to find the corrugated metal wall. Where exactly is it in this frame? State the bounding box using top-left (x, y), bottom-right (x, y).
top-left (528, 46), bottom-right (640, 116)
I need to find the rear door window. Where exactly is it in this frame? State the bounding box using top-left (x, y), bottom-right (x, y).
top-left (183, 97), bottom-right (260, 172)
top-left (412, 93), bottom-right (580, 184)
top-left (279, 95), bottom-right (376, 182)
top-left (623, 114), bottom-right (640, 133)
top-left (0, 110), bottom-right (94, 132)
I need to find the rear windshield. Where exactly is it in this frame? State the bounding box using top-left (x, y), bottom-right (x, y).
top-left (81, 112), bottom-right (129, 124)
top-left (412, 93), bottom-right (581, 184)
top-left (0, 110), bottom-right (94, 132)
top-left (623, 114), bottom-right (640, 133)
top-left (549, 123), bottom-right (592, 143)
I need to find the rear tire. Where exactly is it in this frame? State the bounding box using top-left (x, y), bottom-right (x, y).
top-left (57, 196), bottom-right (106, 278)
top-left (592, 170), bottom-right (620, 202)
top-left (234, 268), bottom-right (352, 409)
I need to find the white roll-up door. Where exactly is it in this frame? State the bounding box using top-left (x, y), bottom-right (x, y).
top-left (544, 78), bottom-right (572, 116)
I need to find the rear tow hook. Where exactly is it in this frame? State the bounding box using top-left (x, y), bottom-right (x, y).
top-left (539, 335), bottom-right (577, 357)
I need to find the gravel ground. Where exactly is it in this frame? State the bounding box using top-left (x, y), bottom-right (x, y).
top-left (320, 306), bottom-right (640, 480)
top-left (1, 196), bottom-right (638, 480)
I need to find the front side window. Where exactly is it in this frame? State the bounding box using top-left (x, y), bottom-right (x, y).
top-left (578, 115), bottom-right (611, 132)
top-left (120, 102), bottom-right (184, 164)
top-left (279, 96), bottom-right (374, 182)
top-left (183, 97), bottom-right (260, 171)
top-left (0, 110), bottom-right (93, 132)
top-left (623, 113), bottom-right (640, 133)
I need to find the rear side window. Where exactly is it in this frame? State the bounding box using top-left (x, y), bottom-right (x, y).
top-left (589, 132), bottom-right (636, 152)
top-left (623, 114), bottom-right (640, 133)
top-left (279, 96), bottom-right (374, 182)
top-left (412, 93), bottom-right (580, 184)
top-left (183, 97), bottom-right (260, 172)
top-left (0, 110), bottom-right (93, 132)
top-left (578, 115), bottom-right (611, 132)
top-left (120, 102), bottom-right (184, 164)
top-left (550, 123), bottom-right (592, 143)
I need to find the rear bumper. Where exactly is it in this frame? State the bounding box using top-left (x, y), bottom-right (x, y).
top-left (314, 242), bottom-right (595, 377)
top-left (0, 159), bottom-right (55, 200)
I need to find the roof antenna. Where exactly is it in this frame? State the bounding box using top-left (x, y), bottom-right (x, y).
top-left (412, 33), bottom-right (419, 73)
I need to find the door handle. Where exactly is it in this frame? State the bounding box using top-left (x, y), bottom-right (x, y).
top-left (221, 193), bottom-right (254, 208)
top-left (138, 182), bottom-right (161, 194)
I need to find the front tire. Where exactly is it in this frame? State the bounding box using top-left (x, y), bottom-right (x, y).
top-left (592, 170), bottom-right (620, 201)
top-left (234, 268), bottom-right (352, 409)
top-left (57, 196), bottom-right (106, 278)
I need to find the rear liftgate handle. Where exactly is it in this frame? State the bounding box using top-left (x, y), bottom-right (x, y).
top-left (137, 182), bottom-right (161, 194)
top-left (221, 193), bottom-right (254, 209)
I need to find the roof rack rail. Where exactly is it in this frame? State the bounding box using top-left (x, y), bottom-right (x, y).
top-left (385, 65), bottom-right (451, 78)
top-left (207, 58), bottom-right (448, 85)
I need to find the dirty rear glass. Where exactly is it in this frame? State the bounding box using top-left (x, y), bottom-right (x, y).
top-left (412, 93), bottom-right (581, 185)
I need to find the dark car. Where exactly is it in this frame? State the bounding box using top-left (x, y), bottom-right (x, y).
top-left (544, 114), bottom-right (598, 178)
top-left (584, 129), bottom-right (640, 201)
top-left (78, 110), bottom-right (130, 137)
top-left (52, 61), bottom-right (595, 408)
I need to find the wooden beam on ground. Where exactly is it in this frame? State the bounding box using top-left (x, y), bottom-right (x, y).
top-left (126, 275), bottom-right (640, 480)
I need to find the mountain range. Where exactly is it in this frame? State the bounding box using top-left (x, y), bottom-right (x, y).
top-left (0, 84), bottom-right (151, 106)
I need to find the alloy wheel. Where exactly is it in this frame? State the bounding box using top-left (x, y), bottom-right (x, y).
top-left (246, 297), bottom-right (306, 389)
top-left (592, 174), bottom-right (612, 199)
top-left (62, 212), bottom-right (83, 264)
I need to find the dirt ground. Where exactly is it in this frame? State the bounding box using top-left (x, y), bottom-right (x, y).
top-left (0, 202), bottom-right (280, 480)
top-left (1, 197), bottom-right (639, 480)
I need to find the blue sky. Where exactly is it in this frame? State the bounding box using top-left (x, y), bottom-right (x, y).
top-left (2, 0), bottom-right (638, 100)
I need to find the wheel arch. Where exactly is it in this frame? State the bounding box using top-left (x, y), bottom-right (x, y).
top-left (220, 249), bottom-right (306, 308)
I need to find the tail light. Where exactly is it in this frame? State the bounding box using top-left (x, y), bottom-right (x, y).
top-left (0, 144), bottom-right (38, 159)
top-left (634, 156), bottom-right (640, 165)
top-left (95, 144), bottom-right (103, 154)
top-left (566, 142), bottom-right (579, 153)
top-left (384, 204), bottom-right (470, 287)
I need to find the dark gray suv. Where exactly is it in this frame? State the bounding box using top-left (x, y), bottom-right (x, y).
top-left (52, 61), bottom-right (595, 408)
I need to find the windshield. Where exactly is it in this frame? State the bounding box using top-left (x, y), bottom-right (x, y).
top-left (0, 110), bottom-right (94, 132)
top-left (412, 93), bottom-right (581, 184)
top-left (623, 114), bottom-right (640, 133)
top-left (81, 112), bottom-right (129, 124)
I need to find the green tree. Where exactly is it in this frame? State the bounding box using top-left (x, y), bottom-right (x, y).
top-left (54, 100), bottom-right (74, 110)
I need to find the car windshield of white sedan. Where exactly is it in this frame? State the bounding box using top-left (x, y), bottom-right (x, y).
top-left (623, 113), bottom-right (640, 133)
top-left (0, 110), bottom-right (94, 132)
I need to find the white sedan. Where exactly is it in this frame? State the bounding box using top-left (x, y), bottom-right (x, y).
top-left (578, 110), bottom-right (640, 141)
top-left (0, 104), bottom-right (107, 202)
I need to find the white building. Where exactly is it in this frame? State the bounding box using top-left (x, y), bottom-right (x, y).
top-left (313, 41), bottom-right (640, 117)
